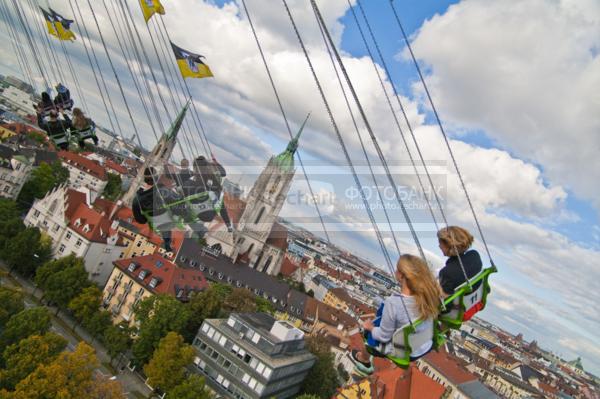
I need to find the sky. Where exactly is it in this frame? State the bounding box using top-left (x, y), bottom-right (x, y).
top-left (0, 0), bottom-right (599, 375)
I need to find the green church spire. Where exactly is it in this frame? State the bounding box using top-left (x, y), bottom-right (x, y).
top-left (273, 113), bottom-right (310, 173)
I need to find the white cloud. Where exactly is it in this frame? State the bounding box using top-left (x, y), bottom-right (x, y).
top-left (408, 0), bottom-right (600, 209)
top-left (2, 0), bottom-right (599, 374)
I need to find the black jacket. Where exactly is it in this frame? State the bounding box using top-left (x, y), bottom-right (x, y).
top-left (38, 114), bottom-right (72, 137)
top-left (439, 250), bottom-right (483, 295)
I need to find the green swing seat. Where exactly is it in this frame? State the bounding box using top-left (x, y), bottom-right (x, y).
top-left (364, 266), bottom-right (496, 369)
top-left (439, 266), bottom-right (497, 330)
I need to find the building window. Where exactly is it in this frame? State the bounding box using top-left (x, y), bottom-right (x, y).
top-left (33, 210), bottom-right (40, 218)
top-left (58, 244), bottom-right (66, 253)
top-left (65, 231), bottom-right (71, 240)
top-left (75, 239), bottom-right (83, 247)
top-left (254, 207), bottom-right (265, 224)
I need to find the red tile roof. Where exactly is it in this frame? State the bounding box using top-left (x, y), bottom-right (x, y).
top-left (68, 203), bottom-right (118, 243)
top-left (104, 159), bottom-right (127, 175)
top-left (114, 254), bottom-right (207, 298)
top-left (303, 296), bottom-right (359, 330)
top-left (422, 348), bottom-right (477, 385)
top-left (64, 188), bottom-right (88, 220)
top-left (224, 192), bottom-right (246, 224)
top-left (58, 150), bottom-right (107, 181)
top-left (266, 222), bottom-right (288, 250)
top-left (280, 256), bottom-right (299, 277)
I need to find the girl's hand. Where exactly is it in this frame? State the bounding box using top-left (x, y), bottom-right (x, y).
top-left (363, 319), bottom-right (375, 331)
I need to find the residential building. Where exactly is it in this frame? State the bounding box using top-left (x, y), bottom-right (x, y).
top-left (333, 365), bottom-right (446, 399)
top-left (0, 85), bottom-right (36, 116)
top-left (0, 144), bottom-right (33, 199)
top-left (191, 313), bottom-right (315, 398)
top-left (25, 185), bottom-right (126, 286)
top-left (58, 151), bottom-right (108, 202)
top-left (103, 254), bottom-right (208, 325)
top-left (417, 349), bottom-right (493, 399)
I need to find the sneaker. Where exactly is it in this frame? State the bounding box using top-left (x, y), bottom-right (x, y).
top-left (350, 350), bottom-right (374, 375)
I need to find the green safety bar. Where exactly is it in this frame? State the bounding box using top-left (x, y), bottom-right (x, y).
top-left (363, 266), bottom-right (497, 368)
top-left (438, 266), bottom-right (497, 330)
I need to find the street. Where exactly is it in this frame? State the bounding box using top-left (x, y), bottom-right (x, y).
top-left (1, 265), bottom-right (152, 398)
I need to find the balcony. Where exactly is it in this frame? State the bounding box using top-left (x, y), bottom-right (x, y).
top-left (111, 304), bottom-right (122, 315)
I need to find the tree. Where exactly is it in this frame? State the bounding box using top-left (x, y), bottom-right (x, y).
top-left (168, 375), bottom-right (212, 399)
top-left (82, 310), bottom-right (112, 339)
top-left (8, 342), bottom-right (125, 399)
top-left (183, 284), bottom-right (231, 342)
top-left (144, 332), bottom-right (194, 394)
top-left (37, 256), bottom-right (90, 309)
top-left (0, 287), bottom-right (24, 328)
top-left (0, 307), bottom-right (51, 352)
top-left (132, 295), bottom-right (191, 367)
top-left (0, 200), bottom-right (22, 249)
top-left (103, 323), bottom-right (132, 365)
top-left (0, 333), bottom-right (67, 390)
top-left (223, 288), bottom-right (258, 313)
top-left (69, 286), bottom-right (103, 324)
top-left (255, 296), bottom-right (275, 314)
top-left (299, 336), bottom-right (338, 399)
top-left (16, 161), bottom-right (69, 211)
top-left (295, 395), bottom-right (320, 399)
top-left (3, 227), bottom-right (51, 277)
top-left (103, 173), bottom-right (122, 201)
top-left (35, 255), bottom-right (79, 288)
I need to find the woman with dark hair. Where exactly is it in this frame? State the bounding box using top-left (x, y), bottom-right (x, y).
top-left (437, 226), bottom-right (483, 296)
top-left (37, 91), bottom-right (55, 118)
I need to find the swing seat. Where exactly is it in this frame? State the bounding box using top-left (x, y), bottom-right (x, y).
top-left (71, 125), bottom-right (98, 147)
top-left (439, 266), bottom-right (496, 330)
top-left (49, 132), bottom-right (70, 149)
top-left (55, 98), bottom-right (74, 111)
top-left (363, 318), bottom-right (433, 369)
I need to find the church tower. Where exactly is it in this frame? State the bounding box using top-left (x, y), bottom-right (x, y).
top-left (121, 103), bottom-right (189, 205)
top-left (206, 115), bottom-right (309, 275)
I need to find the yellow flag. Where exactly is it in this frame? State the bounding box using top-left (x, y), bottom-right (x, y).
top-left (139, 0), bottom-right (165, 23)
top-left (171, 42), bottom-right (213, 79)
top-left (49, 8), bottom-right (76, 41)
top-left (40, 8), bottom-right (58, 38)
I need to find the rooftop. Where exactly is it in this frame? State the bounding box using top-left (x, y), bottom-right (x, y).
top-left (58, 150), bottom-right (107, 181)
top-left (421, 348), bottom-right (478, 385)
top-left (114, 254), bottom-right (208, 299)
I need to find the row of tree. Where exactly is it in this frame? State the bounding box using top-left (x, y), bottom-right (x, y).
top-left (0, 286), bottom-right (123, 397)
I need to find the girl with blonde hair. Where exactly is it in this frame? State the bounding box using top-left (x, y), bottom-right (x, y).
top-left (437, 226), bottom-right (483, 295)
top-left (71, 108), bottom-right (98, 147)
top-left (351, 254), bottom-right (442, 374)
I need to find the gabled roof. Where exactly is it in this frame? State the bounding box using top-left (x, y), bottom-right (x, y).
top-left (58, 150), bottom-right (107, 181)
top-left (280, 256), bottom-right (299, 277)
top-left (223, 192), bottom-right (246, 224)
top-left (176, 238), bottom-right (291, 306)
top-left (104, 159), bottom-right (127, 175)
top-left (68, 203), bottom-right (118, 243)
top-left (422, 348), bottom-right (478, 385)
top-left (303, 296), bottom-right (358, 330)
top-left (266, 222), bottom-right (288, 250)
top-left (114, 254), bottom-right (207, 298)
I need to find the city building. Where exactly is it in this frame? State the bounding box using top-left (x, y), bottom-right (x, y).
top-left (191, 313), bottom-right (315, 398)
top-left (0, 85), bottom-right (36, 116)
top-left (58, 151), bottom-right (108, 202)
top-left (25, 185), bottom-right (125, 286)
top-left (0, 144), bottom-right (33, 199)
top-left (206, 125), bottom-right (308, 276)
top-left (103, 254), bottom-right (208, 325)
top-left (333, 365), bottom-right (446, 399)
